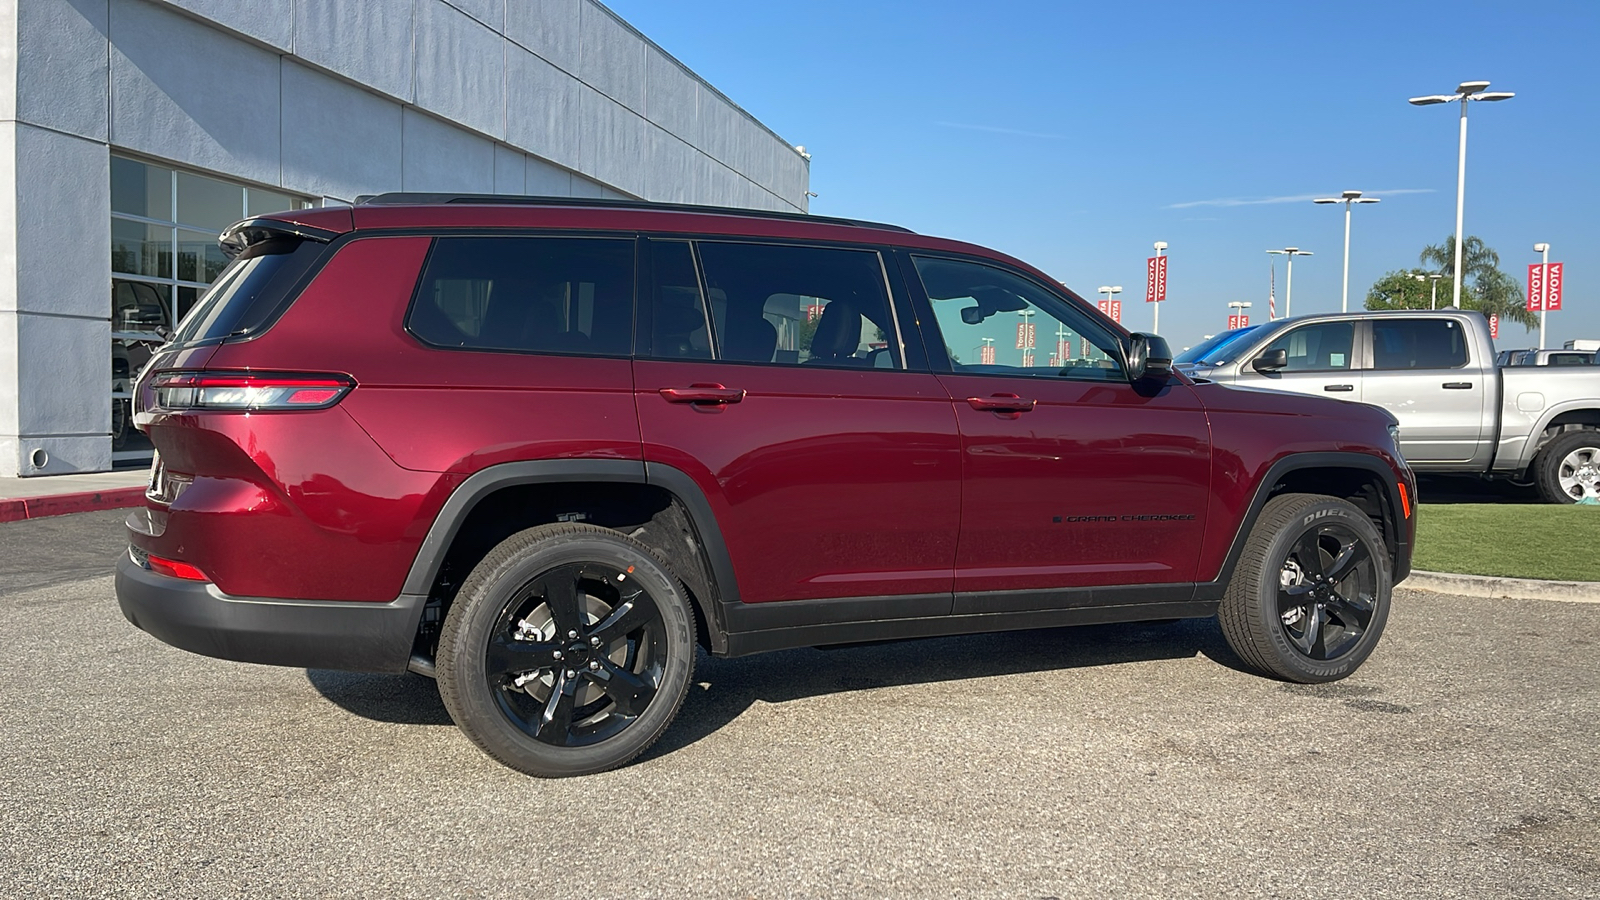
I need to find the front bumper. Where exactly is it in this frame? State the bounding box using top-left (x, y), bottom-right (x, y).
top-left (115, 553), bottom-right (426, 673)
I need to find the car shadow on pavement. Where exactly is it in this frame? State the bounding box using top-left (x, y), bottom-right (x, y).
top-left (303, 617), bottom-right (1255, 751)
top-left (1415, 474), bottom-right (1540, 505)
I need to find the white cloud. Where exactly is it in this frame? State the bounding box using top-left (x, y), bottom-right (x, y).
top-left (935, 121), bottom-right (1068, 141)
top-left (1165, 188), bottom-right (1436, 209)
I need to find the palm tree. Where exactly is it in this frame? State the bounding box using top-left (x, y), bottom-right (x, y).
top-left (1417, 236), bottom-right (1535, 328)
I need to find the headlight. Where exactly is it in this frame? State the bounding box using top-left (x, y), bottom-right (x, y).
top-left (1387, 424), bottom-right (1404, 460)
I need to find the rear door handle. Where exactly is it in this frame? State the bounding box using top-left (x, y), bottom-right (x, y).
top-left (1443, 382), bottom-right (1473, 390)
top-left (659, 384), bottom-right (745, 405)
top-left (966, 394), bottom-right (1036, 413)
top-left (1323, 384), bottom-right (1354, 392)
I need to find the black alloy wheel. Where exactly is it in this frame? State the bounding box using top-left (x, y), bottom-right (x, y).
top-left (1219, 493), bottom-right (1392, 683)
top-left (437, 523), bottom-right (696, 777)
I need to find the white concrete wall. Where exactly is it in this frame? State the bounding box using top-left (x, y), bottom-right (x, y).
top-left (0, 0), bottom-right (809, 475)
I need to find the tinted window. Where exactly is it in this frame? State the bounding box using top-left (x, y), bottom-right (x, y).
top-left (912, 256), bottom-right (1124, 380)
top-left (1175, 326), bottom-right (1257, 365)
top-left (409, 237), bottom-right (635, 356)
top-left (647, 240), bottom-right (712, 360)
top-left (1372, 318), bottom-right (1468, 370)
top-left (1549, 353), bottom-right (1592, 366)
top-left (1258, 322), bottom-right (1354, 372)
top-left (696, 242), bottom-right (899, 368)
top-left (169, 238), bottom-right (326, 344)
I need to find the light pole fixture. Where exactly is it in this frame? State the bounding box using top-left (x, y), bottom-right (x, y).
top-left (1411, 272), bottom-right (1445, 310)
top-left (1152, 241), bottom-right (1167, 334)
top-left (1313, 190), bottom-right (1380, 312)
top-left (1534, 242), bottom-right (1550, 349)
top-left (1265, 247), bottom-right (1313, 318)
top-left (1409, 80), bottom-right (1515, 308)
top-left (1017, 308), bottom-right (1036, 365)
top-left (1227, 300), bottom-right (1252, 328)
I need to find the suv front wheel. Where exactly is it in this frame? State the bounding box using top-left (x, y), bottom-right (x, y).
top-left (436, 523), bottom-right (697, 777)
top-left (1218, 493), bottom-right (1392, 683)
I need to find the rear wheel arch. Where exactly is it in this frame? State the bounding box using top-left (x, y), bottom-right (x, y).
top-left (404, 460), bottom-right (737, 660)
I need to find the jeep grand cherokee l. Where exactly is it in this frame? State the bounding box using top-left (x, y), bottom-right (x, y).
top-left (116, 195), bottom-right (1415, 777)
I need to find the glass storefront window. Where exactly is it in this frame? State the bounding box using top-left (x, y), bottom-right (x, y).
top-left (110, 155), bottom-right (311, 461)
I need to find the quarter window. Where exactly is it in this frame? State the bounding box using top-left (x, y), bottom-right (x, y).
top-left (911, 256), bottom-right (1124, 380)
top-left (408, 237), bottom-right (635, 356)
top-left (695, 242), bottom-right (900, 368)
top-left (1372, 318), bottom-right (1468, 370)
top-left (1258, 321), bottom-right (1355, 372)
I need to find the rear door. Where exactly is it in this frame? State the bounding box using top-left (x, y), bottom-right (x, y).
top-left (1360, 316), bottom-right (1489, 465)
top-left (900, 253), bottom-right (1212, 609)
top-left (633, 238), bottom-right (961, 608)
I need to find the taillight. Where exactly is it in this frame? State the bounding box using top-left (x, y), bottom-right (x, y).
top-left (151, 371), bottom-right (354, 411)
top-left (147, 554), bottom-right (210, 582)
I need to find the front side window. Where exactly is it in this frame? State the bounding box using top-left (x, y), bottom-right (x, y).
top-left (1372, 318), bottom-right (1468, 370)
top-left (912, 256), bottom-right (1124, 380)
top-left (409, 237), bottom-right (635, 356)
top-left (1257, 321), bottom-right (1355, 372)
top-left (695, 242), bottom-right (900, 368)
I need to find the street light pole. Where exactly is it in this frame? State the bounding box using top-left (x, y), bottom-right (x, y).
top-left (1226, 300), bottom-right (1252, 328)
top-left (1409, 81), bottom-right (1515, 308)
top-left (1266, 247), bottom-right (1312, 317)
top-left (1411, 273), bottom-right (1445, 310)
top-left (1535, 242), bottom-right (1550, 349)
top-left (1152, 241), bottom-right (1167, 334)
top-left (1313, 191), bottom-right (1380, 312)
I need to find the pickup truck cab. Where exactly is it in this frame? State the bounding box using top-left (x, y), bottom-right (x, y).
top-left (1180, 309), bottom-right (1600, 503)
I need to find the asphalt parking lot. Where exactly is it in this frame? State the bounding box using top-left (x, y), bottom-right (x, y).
top-left (3, 510), bottom-right (1597, 899)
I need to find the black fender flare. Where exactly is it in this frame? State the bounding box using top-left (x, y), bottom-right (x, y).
top-left (401, 459), bottom-right (740, 653)
top-left (1198, 450), bottom-right (1411, 600)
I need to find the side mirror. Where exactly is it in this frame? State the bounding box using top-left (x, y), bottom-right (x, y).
top-left (1252, 349), bottom-right (1288, 373)
top-left (1128, 333), bottom-right (1173, 383)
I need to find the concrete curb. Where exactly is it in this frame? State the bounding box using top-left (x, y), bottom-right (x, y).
top-left (0, 488), bottom-right (147, 524)
top-left (1402, 570), bottom-right (1600, 604)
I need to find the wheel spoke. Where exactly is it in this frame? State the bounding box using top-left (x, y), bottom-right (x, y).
top-left (535, 670), bottom-right (579, 744)
top-left (1295, 604), bottom-right (1323, 656)
top-left (1292, 530), bottom-right (1326, 578)
top-left (540, 571), bottom-right (585, 637)
top-left (1324, 538), bottom-right (1371, 584)
top-left (1329, 590), bottom-right (1374, 631)
top-left (588, 593), bottom-right (653, 645)
top-left (588, 658), bottom-right (657, 717)
top-left (485, 635), bottom-right (561, 678)
top-left (1278, 582), bottom-right (1315, 616)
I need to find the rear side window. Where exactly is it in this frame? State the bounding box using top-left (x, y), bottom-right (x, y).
top-left (170, 238), bottom-right (327, 344)
top-left (695, 242), bottom-right (899, 368)
top-left (409, 236), bottom-right (635, 356)
top-left (1372, 318), bottom-right (1468, 370)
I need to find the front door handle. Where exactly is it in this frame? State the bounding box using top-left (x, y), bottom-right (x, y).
top-left (967, 394), bottom-right (1036, 413)
top-left (659, 384), bottom-right (745, 405)
top-left (1323, 384), bottom-right (1354, 392)
top-left (1443, 382), bottom-right (1473, 390)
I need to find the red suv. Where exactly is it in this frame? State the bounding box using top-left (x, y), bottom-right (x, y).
top-left (117, 195), bottom-right (1415, 777)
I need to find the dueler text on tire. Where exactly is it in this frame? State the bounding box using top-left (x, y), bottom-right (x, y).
top-left (435, 523), bottom-right (696, 777)
top-left (1534, 430), bottom-right (1600, 504)
top-left (1217, 493), bottom-right (1392, 683)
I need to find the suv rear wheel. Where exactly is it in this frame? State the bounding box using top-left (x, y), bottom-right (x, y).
top-left (436, 523), bottom-right (696, 777)
top-left (1218, 493), bottom-right (1391, 683)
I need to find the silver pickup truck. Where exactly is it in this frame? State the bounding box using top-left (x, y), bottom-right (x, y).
top-left (1177, 310), bottom-right (1600, 504)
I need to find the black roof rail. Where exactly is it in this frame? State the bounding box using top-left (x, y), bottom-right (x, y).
top-left (353, 192), bottom-right (915, 234)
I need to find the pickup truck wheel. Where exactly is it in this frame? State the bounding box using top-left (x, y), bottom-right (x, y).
top-left (1218, 494), bottom-right (1391, 683)
top-left (1535, 430), bottom-right (1600, 504)
top-left (436, 523), bottom-right (696, 777)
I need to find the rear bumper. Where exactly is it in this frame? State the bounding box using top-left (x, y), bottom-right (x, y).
top-left (115, 553), bottom-right (425, 673)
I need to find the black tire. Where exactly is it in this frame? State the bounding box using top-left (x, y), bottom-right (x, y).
top-left (436, 523), bottom-right (696, 777)
top-left (1534, 430), bottom-right (1600, 504)
top-left (1217, 493), bottom-right (1391, 683)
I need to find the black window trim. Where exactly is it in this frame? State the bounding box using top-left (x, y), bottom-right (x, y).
top-left (895, 249), bottom-right (1132, 385)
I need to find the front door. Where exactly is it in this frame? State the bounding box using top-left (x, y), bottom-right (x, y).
top-left (1235, 319), bottom-right (1363, 403)
top-left (901, 253), bottom-right (1212, 609)
top-left (634, 239), bottom-right (962, 607)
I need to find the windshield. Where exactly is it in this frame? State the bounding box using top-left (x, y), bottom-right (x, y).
top-left (1176, 325), bottom-right (1260, 366)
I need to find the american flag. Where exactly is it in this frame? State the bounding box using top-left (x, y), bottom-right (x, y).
top-left (1268, 263), bottom-right (1277, 320)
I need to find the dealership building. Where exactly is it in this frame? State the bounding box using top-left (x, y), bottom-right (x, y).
top-left (0, 0), bottom-right (810, 476)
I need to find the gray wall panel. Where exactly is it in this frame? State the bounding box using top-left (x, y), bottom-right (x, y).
top-left (280, 61), bottom-right (404, 202)
top-left (14, 0), bottom-right (110, 142)
top-left (577, 87), bottom-right (646, 198)
top-left (505, 0), bottom-right (580, 74)
top-left (110, 0), bottom-right (282, 187)
top-left (443, 0), bottom-right (503, 32)
top-left (294, 0), bottom-right (415, 103)
top-left (11, 126), bottom-right (109, 319)
top-left (505, 45), bottom-right (583, 171)
top-left (525, 155), bottom-right (573, 195)
top-left (151, 0), bottom-right (292, 51)
top-left (414, 0), bottom-right (505, 140)
top-left (15, 314), bottom-right (108, 435)
top-left (645, 127), bottom-right (695, 205)
top-left (493, 144), bottom-right (525, 193)
top-left (643, 47), bottom-right (698, 145)
top-left (401, 108), bottom-right (495, 192)
top-left (577, 3), bottom-right (642, 114)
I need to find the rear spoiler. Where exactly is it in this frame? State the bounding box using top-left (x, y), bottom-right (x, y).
top-left (218, 218), bottom-right (340, 260)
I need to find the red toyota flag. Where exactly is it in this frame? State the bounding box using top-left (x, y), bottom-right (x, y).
top-left (1528, 264), bottom-right (1545, 311)
top-left (1547, 263), bottom-right (1564, 311)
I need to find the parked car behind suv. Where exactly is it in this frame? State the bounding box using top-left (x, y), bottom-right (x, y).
top-left (117, 196), bottom-right (1415, 777)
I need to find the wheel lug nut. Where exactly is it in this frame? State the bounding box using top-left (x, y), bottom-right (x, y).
top-left (589, 660), bottom-right (601, 671)
top-left (589, 636), bottom-right (601, 647)
top-left (552, 650), bottom-right (563, 660)
top-left (564, 669), bottom-right (576, 679)
top-left (567, 630), bottom-right (579, 639)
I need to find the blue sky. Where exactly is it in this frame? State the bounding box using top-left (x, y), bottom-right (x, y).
top-left (607, 0), bottom-right (1599, 351)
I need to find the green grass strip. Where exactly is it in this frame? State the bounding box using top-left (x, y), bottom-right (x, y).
top-left (1412, 503), bottom-right (1600, 582)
